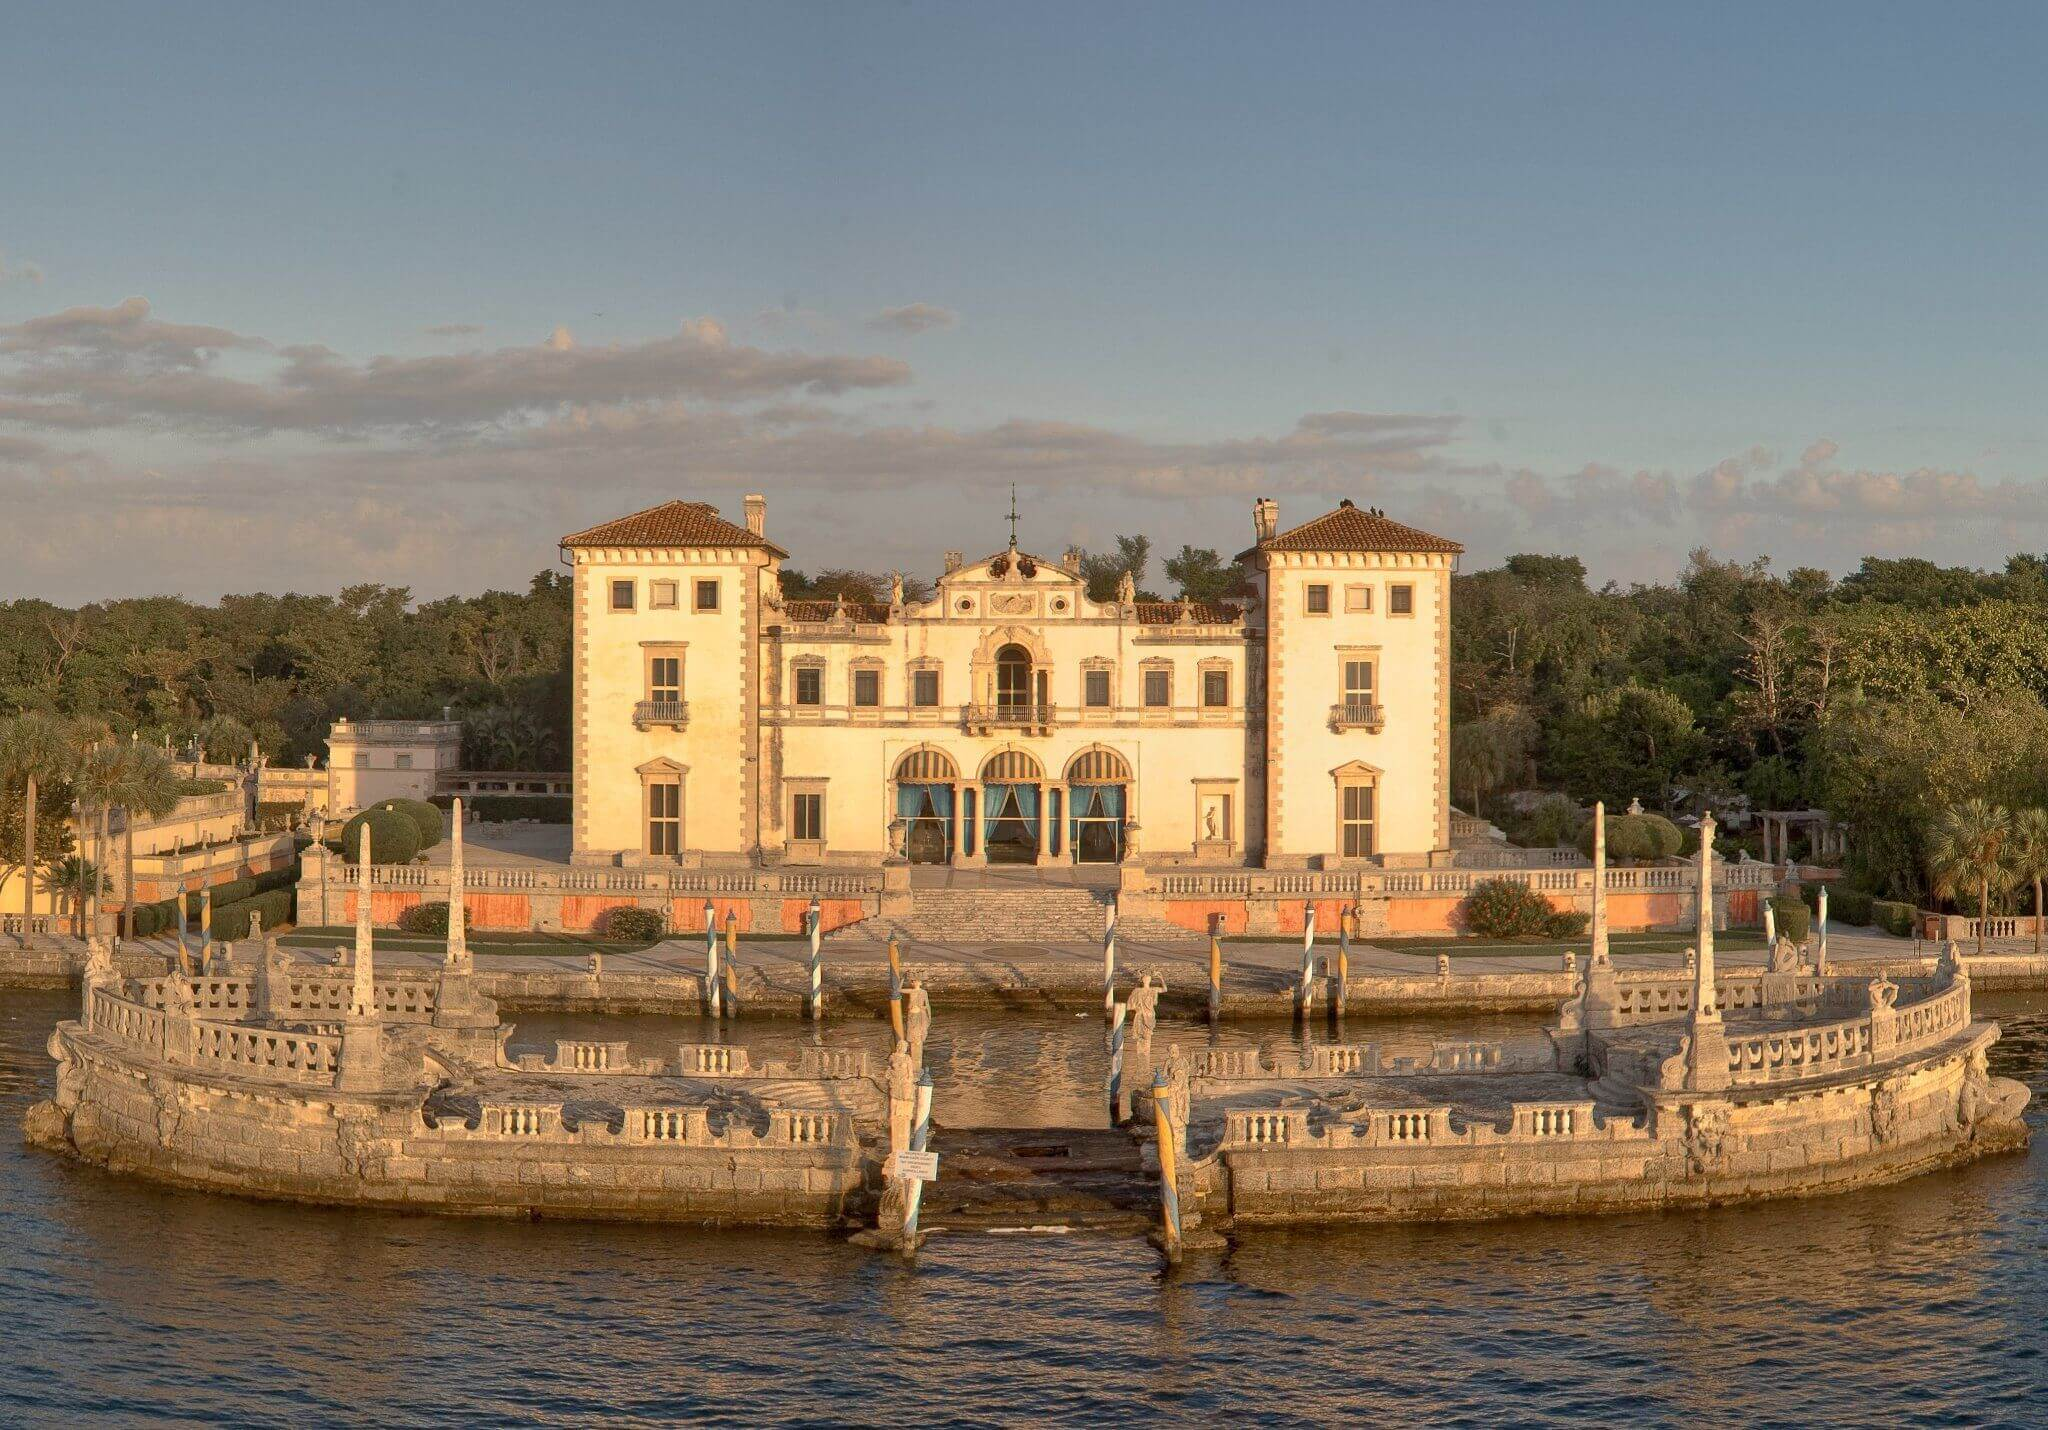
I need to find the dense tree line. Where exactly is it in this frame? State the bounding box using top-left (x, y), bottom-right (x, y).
top-left (1451, 549), bottom-right (2048, 906)
top-left (0, 573), bottom-right (570, 770)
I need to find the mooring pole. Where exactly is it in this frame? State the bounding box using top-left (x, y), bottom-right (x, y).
top-left (702, 899), bottom-right (721, 1019)
top-left (887, 936), bottom-right (905, 1043)
top-left (807, 896), bottom-right (824, 1021)
top-left (1103, 901), bottom-right (1118, 1020)
top-left (901, 1069), bottom-right (935, 1254)
top-left (1153, 1069), bottom-right (1182, 1262)
top-left (1296, 902), bottom-right (1317, 1022)
top-left (1106, 999), bottom-right (1127, 1125)
top-left (1334, 906), bottom-right (1352, 1022)
top-left (1207, 920), bottom-right (1223, 1026)
top-left (200, 887), bottom-right (214, 969)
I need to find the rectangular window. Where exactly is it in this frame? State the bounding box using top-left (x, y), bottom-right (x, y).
top-left (610, 579), bottom-right (635, 612)
top-left (395, 753), bottom-right (413, 770)
top-left (794, 666), bottom-right (822, 706)
top-left (649, 655), bottom-right (682, 702)
top-left (853, 669), bottom-right (880, 707)
top-left (792, 791), bottom-right (824, 842)
top-left (1202, 669), bottom-right (1230, 707)
top-left (1343, 659), bottom-right (1375, 706)
top-left (650, 579), bottom-right (678, 610)
top-left (1341, 784), bottom-right (1375, 857)
top-left (1084, 669), bottom-right (1111, 707)
top-left (648, 782), bottom-right (681, 856)
top-left (1144, 668), bottom-right (1171, 708)
top-left (1344, 584), bottom-right (1371, 613)
top-left (1389, 583), bottom-right (1414, 615)
top-left (913, 670), bottom-right (940, 707)
top-left (354, 753), bottom-right (370, 768)
top-left (694, 579), bottom-right (721, 612)
top-left (1305, 584), bottom-right (1331, 614)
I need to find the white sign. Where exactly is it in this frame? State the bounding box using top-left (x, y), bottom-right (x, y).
top-left (887, 1150), bottom-right (939, 1183)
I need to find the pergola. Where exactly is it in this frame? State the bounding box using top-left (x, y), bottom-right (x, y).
top-left (1757, 809), bottom-right (1845, 866)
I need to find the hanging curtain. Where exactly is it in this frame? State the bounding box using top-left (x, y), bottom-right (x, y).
top-left (984, 783), bottom-right (1012, 844)
top-left (1098, 784), bottom-right (1124, 821)
top-left (1015, 784), bottom-right (1038, 825)
top-left (897, 783), bottom-right (925, 820)
top-left (932, 784), bottom-right (953, 818)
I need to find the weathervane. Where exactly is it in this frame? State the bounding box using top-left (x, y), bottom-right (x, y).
top-left (1006, 483), bottom-right (1020, 550)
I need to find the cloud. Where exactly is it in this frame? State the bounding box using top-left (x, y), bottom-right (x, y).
top-left (423, 323), bottom-right (484, 337)
top-left (864, 302), bottom-right (958, 335)
top-left (0, 298), bottom-right (910, 437)
top-left (0, 250), bottom-right (46, 286)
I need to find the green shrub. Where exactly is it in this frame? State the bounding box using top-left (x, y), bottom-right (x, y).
top-left (130, 902), bottom-right (162, 938)
top-left (1797, 882), bottom-right (1873, 928)
top-left (1545, 909), bottom-right (1591, 938)
top-left (1770, 895), bottom-right (1811, 944)
top-left (1463, 878), bottom-right (1563, 938)
top-left (1575, 811), bottom-right (1684, 862)
top-left (600, 906), bottom-right (666, 942)
top-left (400, 900), bottom-right (451, 935)
top-left (339, 806), bottom-right (421, 865)
top-left (173, 778), bottom-right (228, 796)
top-left (1872, 900), bottom-right (1916, 937)
top-left (256, 800), bottom-right (303, 830)
top-left (387, 798), bottom-right (444, 850)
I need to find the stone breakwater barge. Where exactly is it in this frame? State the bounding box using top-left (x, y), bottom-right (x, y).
top-left (21, 810), bottom-right (2034, 1245)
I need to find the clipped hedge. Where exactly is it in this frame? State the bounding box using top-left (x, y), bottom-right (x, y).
top-left (1575, 811), bottom-right (1685, 863)
top-left (1873, 900), bottom-right (1916, 938)
top-left (339, 805), bottom-right (421, 865)
top-left (173, 778), bottom-right (228, 796)
top-left (600, 906), bottom-right (666, 942)
top-left (1770, 894), bottom-right (1811, 944)
top-left (400, 900), bottom-right (451, 935)
top-left (430, 793), bottom-right (571, 823)
top-left (210, 889), bottom-right (294, 941)
top-left (1796, 882), bottom-right (1875, 928)
top-left (388, 797), bottom-right (445, 851)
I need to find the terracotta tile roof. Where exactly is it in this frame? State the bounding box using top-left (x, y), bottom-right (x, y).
top-left (780, 599), bottom-right (893, 623)
top-left (1236, 500), bottom-right (1462, 560)
top-left (1134, 600), bottom-right (1243, 625)
top-left (561, 500), bottom-right (788, 556)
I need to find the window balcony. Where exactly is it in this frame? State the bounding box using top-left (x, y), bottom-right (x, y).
top-left (962, 703), bottom-right (1058, 735)
top-left (1328, 701), bottom-right (1384, 732)
top-left (634, 700), bottom-right (690, 730)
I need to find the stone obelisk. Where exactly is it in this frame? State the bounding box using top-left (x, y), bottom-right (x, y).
top-left (337, 821), bottom-right (383, 1090)
top-left (1685, 811), bottom-right (1731, 1091)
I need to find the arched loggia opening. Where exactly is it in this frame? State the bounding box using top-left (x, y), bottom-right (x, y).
top-left (980, 748), bottom-right (1044, 864)
top-left (1065, 745), bottom-right (1131, 863)
top-left (893, 746), bottom-right (959, 864)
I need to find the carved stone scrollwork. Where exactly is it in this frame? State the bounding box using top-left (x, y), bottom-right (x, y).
top-left (1684, 1104), bottom-right (1728, 1175)
top-left (1870, 1078), bottom-right (1903, 1145)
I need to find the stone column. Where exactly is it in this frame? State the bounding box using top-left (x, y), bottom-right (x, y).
top-left (351, 822), bottom-right (375, 1017)
top-left (1685, 812), bottom-right (1731, 1092)
top-left (1578, 802), bottom-right (1620, 1027)
top-left (445, 799), bottom-right (470, 974)
top-left (1035, 784), bottom-right (1051, 863)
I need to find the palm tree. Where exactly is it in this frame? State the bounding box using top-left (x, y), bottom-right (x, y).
top-left (1450, 721), bottom-right (1510, 819)
top-left (71, 739), bottom-right (124, 941)
top-left (2008, 807), bottom-right (2048, 961)
top-left (45, 856), bottom-right (105, 939)
top-left (0, 712), bottom-right (75, 946)
top-left (109, 743), bottom-right (182, 940)
top-left (1927, 798), bottom-right (2015, 960)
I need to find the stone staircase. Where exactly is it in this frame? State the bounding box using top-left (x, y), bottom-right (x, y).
top-left (833, 886), bottom-right (1202, 946)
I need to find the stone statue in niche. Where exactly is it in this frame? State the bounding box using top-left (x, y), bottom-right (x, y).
top-left (1204, 804), bottom-right (1220, 839)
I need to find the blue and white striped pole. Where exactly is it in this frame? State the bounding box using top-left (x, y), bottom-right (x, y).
top-left (901, 1070), bottom-right (935, 1252)
top-left (1103, 902), bottom-right (1118, 1020)
top-left (807, 896), bottom-right (824, 1021)
top-left (1297, 903), bottom-right (1317, 1021)
top-left (1109, 1008), bottom-right (1127, 1123)
top-left (1817, 884), bottom-right (1830, 972)
top-left (703, 899), bottom-right (721, 1019)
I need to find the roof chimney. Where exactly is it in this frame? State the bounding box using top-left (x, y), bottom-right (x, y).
top-left (1253, 497), bottom-right (1279, 543)
top-left (743, 493), bottom-right (767, 537)
top-left (944, 550), bottom-right (963, 575)
top-left (1062, 546), bottom-right (1083, 575)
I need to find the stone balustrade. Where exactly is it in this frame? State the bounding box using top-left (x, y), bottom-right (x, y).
top-left (1218, 1098), bottom-right (1653, 1152)
top-left (1151, 859), bottom-right (1777, 900)
top-left (1196, 1038), bottom-right (1540, 1083)
top-left (188, 1019), bottom-right (339, 1083)
top-left (340, 862), bottom-right (882, 896)
top-left (439, 1099), bottom-right (856, 1150)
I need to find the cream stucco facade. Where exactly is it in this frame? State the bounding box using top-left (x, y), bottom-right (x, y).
top-left (563, 495), bottom-right (1459, 871)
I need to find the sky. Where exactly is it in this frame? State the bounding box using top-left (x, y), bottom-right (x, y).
top-left (4, 2), bottom-right (2047, 603)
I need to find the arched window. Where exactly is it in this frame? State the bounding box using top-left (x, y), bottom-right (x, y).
top-left (995, 643), bottom-right (1031, 709)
